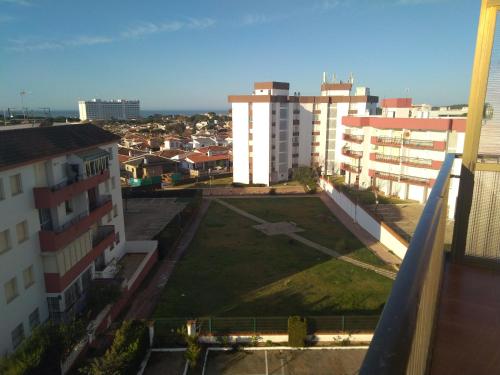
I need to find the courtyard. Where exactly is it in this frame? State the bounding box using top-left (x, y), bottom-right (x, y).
top-left (154, 197), bottom-right (393, 318)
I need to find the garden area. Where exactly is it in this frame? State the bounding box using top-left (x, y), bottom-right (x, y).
top-left (154, 197), bottom-right (393, 319)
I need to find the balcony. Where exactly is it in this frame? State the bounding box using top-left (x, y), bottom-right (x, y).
top-left (342, 148), bottom-right (363, 159)
top-left (401, 156), bottom-right (433, 168)
top-left (343, 133), bottom-right (364, 143)
top-left (34, 169), bottom-right (110, 209)
top-left (340, 163), bottom-right (361, 174)
top-left (371, 136), bottom-right (447, 151)
top-left (400, 174), bottom-right (432, 186)
top-left (44, 225), bottom-right (116, 293)
top-left (371, 153), bottom-right (400, 165)
top-left (39, 197), bottom-right (112, 252)
top-left (372, 170), bottom-right (399, 182)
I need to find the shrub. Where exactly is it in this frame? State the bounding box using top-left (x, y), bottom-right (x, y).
top-left (81, 320), bottom-right (149, 375)
top-left (288, 316), bottom-right (307, 347)
top-left (0, 320), bottom-right (86, 375)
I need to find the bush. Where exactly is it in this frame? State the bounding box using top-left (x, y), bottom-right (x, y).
top-left (288, 316), bottom-right (307, 347)
top-left (0, 320), bottom-right (86, 375)
top-left (81, 320), bottom-right (149, 375)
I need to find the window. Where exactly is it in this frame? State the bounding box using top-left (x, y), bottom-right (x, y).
top-left (65, 200), bottom-right (73, 214)
top-left (10, 174), bottom-right (23, 195)
top-left (0, 229), bottom-right (11, 254)
top-left (113, 204), bottom-right (118, 217)
top-left (111, 177), bottom-right (116, 190)
top-left (23, 266), bottom-right (35, 289)
top-left (0, 178), bottom-right (4, 200)
top-left (29, 308), bottom-right (40, 330)
top-left (4, 277), bottom-right (18, 303)
top-left (115, 231), bottom-right (120, 244)
top-left (11, 323), bottom-right (24, 349)
top-left (16, 221), bottom-right (29, 243)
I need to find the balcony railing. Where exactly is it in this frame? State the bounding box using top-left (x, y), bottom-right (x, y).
top-left (371, 136), bottom-right (445, 151)
top-left (343, 133), bottom-right (364, 143)
top-left (342, 148), bottom-right (363, 159)
top-left (33, 169), bottom-right (110, 209)
top-left (400, 174), bottom-right (431, 186)
top-left (360, 153), bottom-right (455, 375)
top-left (373, 170), bottom-right (399, 182)
top-left (373, 153), bottom-right (400, 164)
top-left (401, 156), bottom-right (433, 168)
top-left (39, 198), bottom-right (113, 252)
top-left (340, 163), bottom-right (361, 174)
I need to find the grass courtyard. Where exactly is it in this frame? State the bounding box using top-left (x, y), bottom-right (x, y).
top-left (154, 197), bottom-right (393, 318)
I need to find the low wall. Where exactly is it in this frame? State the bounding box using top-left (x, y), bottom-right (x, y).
top-left (203, 185), bottom-right (306, 196)
top-left (197, 333), bottom-right (372, 344)
top-left (320, 178), bottom-right (408, 259)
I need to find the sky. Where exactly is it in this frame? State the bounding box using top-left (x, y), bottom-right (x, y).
top-left (0, 0), bottom-right (481, 111)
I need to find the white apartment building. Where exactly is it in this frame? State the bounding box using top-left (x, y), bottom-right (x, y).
top-left (0, 125), bottom-right (126, 354)
top-left (229, 80), bottom-right (378, 185)
top-left (78, 99), bottom-right (140, 121)
top-left (341, 98), bottom-right (466, 207)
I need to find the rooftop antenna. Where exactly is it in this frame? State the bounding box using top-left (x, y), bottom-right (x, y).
top-left (20, 90), bottom-right (31, 120)
top-left (332, 73), bottom-right (337, 83)
top-left (349, 72), bottom-right (354, 85)
top-left (322, 72), bottom-right (327, 84)
top-left (405, 88), bottom-right (410, 98)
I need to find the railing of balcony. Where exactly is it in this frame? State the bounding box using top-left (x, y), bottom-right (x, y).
top-left (342, 148), bottom-right (363, 158)
top-left (92, 225), bottom-right (115, 248)
top-left (374, 153), bottom-right (400, 164)
top-left (340, 163), bottom-right (362, 174)
top-left (374, 136), bottom-right (402, 146)
top-left (403, 138), bottom-right (434, 149)
top-left (360, 153), bottom-right (455, 375)
top-left (343, 133), bottom-right (364, 143)
top-left (400, 174), bottom-right (431, 185)
top-left (401, 156), bottom-right (433, 167)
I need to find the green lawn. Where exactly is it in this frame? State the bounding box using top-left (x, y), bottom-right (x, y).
top-left (222, 197), bottom-right (389, 267)
top-left (154, 200), bottom-right (393, 318)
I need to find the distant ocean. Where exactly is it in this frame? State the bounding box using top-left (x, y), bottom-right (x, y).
top-left (46, 109), bottom-right (229, 118)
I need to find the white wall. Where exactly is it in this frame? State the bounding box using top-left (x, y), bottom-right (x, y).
top-left (232, 103), bottom-right (250, 184)
top-left (252, 103), bottom-right (272, 185)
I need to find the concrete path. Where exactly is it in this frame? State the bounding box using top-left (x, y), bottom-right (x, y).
top-left (124, 199), bottom-right (211, 319)
top-left (214, 198), bottom-right (397, 280)
top-left (318, 193), bottom-right (402, 267)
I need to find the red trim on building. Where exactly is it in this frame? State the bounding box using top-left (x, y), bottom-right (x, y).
top-left (44, 229), bottom-right (115, 293)
top-left (381, 98), bottom-right (412, 108)
top-left (343, 116), bottom-right (466, 132)
top-left (39, 200), bottom-right (113, 252)
top-left (34, 170), bottom-right (110, 209)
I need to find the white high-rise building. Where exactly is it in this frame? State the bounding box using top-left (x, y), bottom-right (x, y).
top-left (228, 80), bottom-right (378, 185)
top-left (78, 99), bottom-right (140, 121)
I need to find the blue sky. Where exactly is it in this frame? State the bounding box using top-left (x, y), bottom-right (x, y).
top-left (0, 0), bottom-right (480, 110)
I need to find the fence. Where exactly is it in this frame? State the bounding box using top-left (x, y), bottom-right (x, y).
top-left (154, 315), bottom-right (380, 344)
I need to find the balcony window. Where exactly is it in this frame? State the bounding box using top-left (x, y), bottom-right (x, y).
top-left (4, 277), bottom-right (18, 304)
top-left (10, 174), bottom-right (22, 196)
top-left (0, 229), bottom-right (11, 254)
top-left (77, 148), bottom-right (110, 178)
top-left (16, 220), bottom-right (29, 244)
top-left (23, 266), bottom-right (35, 289)
top-left (11, 323), bottom-right (24, 349)
top-left (29, 308), bottom-right (40, 330)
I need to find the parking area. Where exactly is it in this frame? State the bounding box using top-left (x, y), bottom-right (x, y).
top-left (204, 348), bottom-right (366, 375)
top-left (143, 351), bottom-right (186, 375)
top-left (124, 198), bottom-right (187, 240)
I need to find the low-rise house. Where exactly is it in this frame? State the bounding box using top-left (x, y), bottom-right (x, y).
top-left (123, 154), bottom-right (178, 187)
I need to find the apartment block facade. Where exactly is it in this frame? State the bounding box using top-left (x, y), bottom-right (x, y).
top-left (78, 99), bottom-right (140, 121)
top-left (0, 125), bottom-right (126, 354)
top-left (229, 81), bottom-right (378, 185)
top-left (341, 98), bottom-right (466, 204)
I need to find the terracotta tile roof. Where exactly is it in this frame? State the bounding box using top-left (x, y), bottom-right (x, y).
top-left (0, 124), bottom-right (119, 172)
top-left (185, 153), bottom-right (230, 164)
top-left (195, 145), bottom-right (229, 154)
top-left (155, 149), bottom-right (185, 158)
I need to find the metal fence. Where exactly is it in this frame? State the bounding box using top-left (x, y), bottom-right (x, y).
top-left (154, 315), bottom-right (380, 340)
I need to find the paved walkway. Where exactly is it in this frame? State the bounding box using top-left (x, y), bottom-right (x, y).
top-left (125, 199), bottom-right (211, 319)
top-left (318, 193), bottom-right (402, 267)
top-left (214, 198), bottom-right (397, 280)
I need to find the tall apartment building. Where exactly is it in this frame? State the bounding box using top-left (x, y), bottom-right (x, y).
top-left (341, 98), bottom-right (466, 205)
top-left (0, 125), bottom-right (126, 353)
top-left (78, 99), bottom-right (140, 121)
top-left (229, 80), bottom-right (378, 185)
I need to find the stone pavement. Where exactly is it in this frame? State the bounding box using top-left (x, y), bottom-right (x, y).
top-left (124, 199), bottom-right (211, 319)
top-left (214, 198), bottom-right (397, 280)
